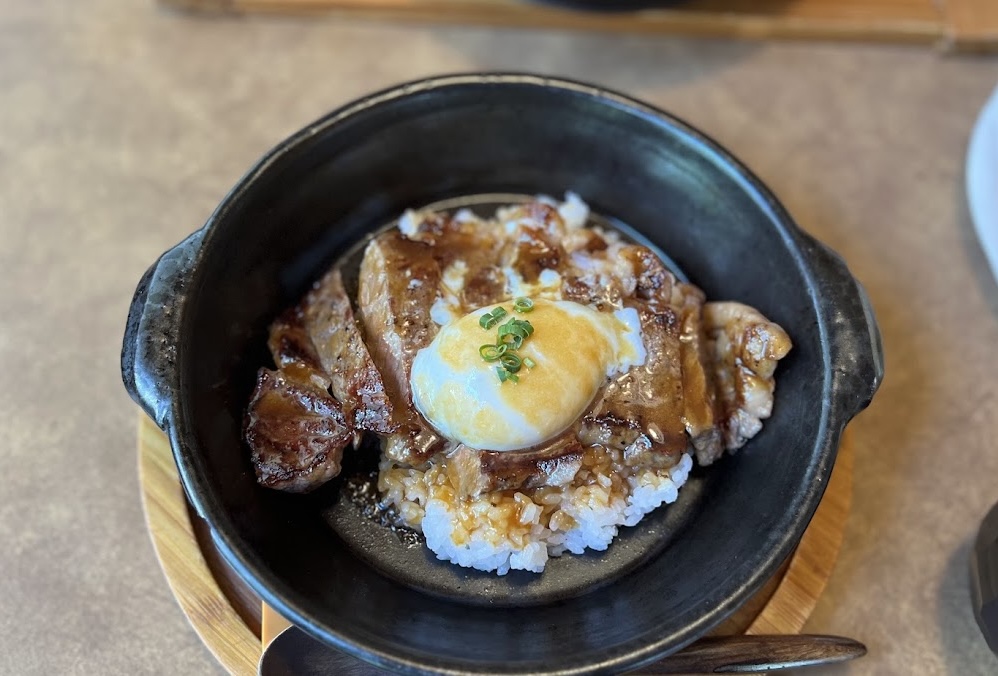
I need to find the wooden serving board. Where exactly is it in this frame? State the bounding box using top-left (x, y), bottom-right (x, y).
top-left (138, 414), bottom-right (854, 674)
top-left (160, 0), bottom-right (998, 51)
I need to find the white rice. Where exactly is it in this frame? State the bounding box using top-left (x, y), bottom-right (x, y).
top-left (379, 449), bottom-right (693, 576)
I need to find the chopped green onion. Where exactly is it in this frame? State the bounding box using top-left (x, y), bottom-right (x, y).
top-left (499, 327), bottom-right (526, 343)
top-left (500, 353), bottom-right (522, 373)
top-left (479, 344), bottom-right (507, 361)
top-left (479, 306), bottom-right (509, 330)
top-left (506, 318), bottom-right (534, 336)
top-left (499, 333), bottom-right (523, 350)
top-left (498, 318), bottom-right (532, 340)
top-left (479, 308), bottom-right (536, 382)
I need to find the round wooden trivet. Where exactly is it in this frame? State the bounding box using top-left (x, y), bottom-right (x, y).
top-left (137, 415), bottom-right (854, 675)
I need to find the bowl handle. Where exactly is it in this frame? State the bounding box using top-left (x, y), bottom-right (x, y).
top-left (121, 228), bottom-right (206, 428)
top-left (800, 232), bottom-right (884, 421)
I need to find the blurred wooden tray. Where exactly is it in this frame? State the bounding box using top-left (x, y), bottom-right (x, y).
top-left (161, 0), bottom-right (998, 51)
top-left (138, 415), bottom-right (855, 674)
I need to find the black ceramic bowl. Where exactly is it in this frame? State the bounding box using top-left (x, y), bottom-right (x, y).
top-left (122, 73), bottom-right (882, 674)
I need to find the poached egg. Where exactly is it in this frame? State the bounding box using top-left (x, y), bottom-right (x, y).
top-left (410, 299), bottom-right (645, 452)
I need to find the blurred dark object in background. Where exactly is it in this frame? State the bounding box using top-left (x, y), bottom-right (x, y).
top-left (973, 501), bottom-right (998, 655)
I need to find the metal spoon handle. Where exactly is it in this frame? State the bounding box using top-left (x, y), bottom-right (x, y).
top-left (633, 634), bottom-right (867, 673)
top-left (260, 628), bottom-right (865, 675)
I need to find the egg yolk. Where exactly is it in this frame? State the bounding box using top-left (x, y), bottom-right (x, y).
top-left (410, 299), bottom-right (645, 452)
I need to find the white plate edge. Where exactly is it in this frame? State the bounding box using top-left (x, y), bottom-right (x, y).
top-left (967, 82), bottom-right (998, 287)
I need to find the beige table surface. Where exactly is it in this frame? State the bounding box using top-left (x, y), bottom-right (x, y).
top-left (3, 0), bottom-right (998, 673)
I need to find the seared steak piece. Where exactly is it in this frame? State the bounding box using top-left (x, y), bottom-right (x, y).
top-left (244, 368), bottom-right (353, 493)
top-left (358, 233), bottom-right (440, 400)
top-left (579, 302), bottom-right (688, 470)
top-left (268, 309), bottom-right (325, 375)
top-left (576, 246), bottom-right (695, 470)
top-left (703, 301), bottom-right (793, 456)
top-left (498, 202), bottom-right (567, 283)
top-left (674, 284), bottom-right (722, 465)
top-left (461, 264), bottom-right (505, 310)
top-left (248, 268), bottom-right (396, 492)
top-left (357, 232), bottom-right (445, 463)
top-left (446, 434), bottom-right (584, 497)
top-left (571, 242), bottom-right (793, 467)
top-left (299, 268), bottom-right (395, 434)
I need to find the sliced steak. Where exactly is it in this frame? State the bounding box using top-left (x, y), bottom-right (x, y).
top-left (579, 302), bottom-right (688, 470)
top-left (251, 269), bottom-right (396, 492)
top-left (248, 197), bottom-right (793, 499)
top-left (267, 309), bottom-right (327, 384)
top-left (299, 268), bottom-right (395, 434)
top-left (703, 301), bottom-right (793, 455)
top-left (244, 368), bottom-right (353, 493)
top-left (575, 246), bottom-right (691, 469)
top-left (357, 232), bottom-right (445, 463)
top-left (673, 283), bottom-right (723, 465)
top-left (446, 434), bottom-right (585, 497)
